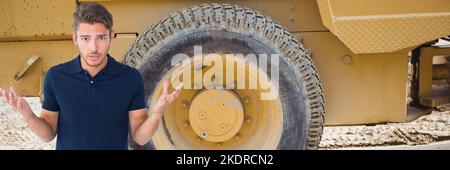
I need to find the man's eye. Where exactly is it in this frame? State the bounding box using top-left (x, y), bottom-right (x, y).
top-left (81, 38), bottom-right (89, 41)
top-left (99, 37), bottom-right (107, 40)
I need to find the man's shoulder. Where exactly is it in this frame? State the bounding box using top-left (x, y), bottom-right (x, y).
top-left (46, 56), bottom-right (143, 79)
top-left (113, 60), bottom-right (140, 75)
top-left (123, 64), bottom-right (142, 80)
top-left (48, 57), bottom-right (78, 73)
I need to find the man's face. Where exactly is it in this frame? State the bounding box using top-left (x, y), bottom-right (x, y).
top-left (73, 23), bottom-right (114, 68)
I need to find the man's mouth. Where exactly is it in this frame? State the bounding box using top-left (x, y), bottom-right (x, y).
top-left (88, 54), bottom-right (100, 61)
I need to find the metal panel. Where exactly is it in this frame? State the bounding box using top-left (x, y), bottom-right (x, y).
top-left (317, 0), bottom-right (450, 54)
top-left (0, 41), bottom-right (78, 96)
top-left (297, 32), bottom-right (408, 125)
top-left (79, 0), bottom-right (327, 34)
top-left (0, 0), bottom-right (76, 41)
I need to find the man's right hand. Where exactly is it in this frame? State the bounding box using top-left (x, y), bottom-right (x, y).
top-left (1, 87), bottom-right (34, 120)
top-left (1, 87), bottom-right (58, 142)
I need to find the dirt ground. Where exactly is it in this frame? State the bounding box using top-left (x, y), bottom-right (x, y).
top-left (0, 97), bottom-right (449, 150)
top-left (0, 97), bottom-right (55, 149)
top-left (320, 104), bottom-right (450, 149)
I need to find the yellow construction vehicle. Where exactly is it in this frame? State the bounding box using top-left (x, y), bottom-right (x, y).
top-left (0, 0), bottom-right (449, 150)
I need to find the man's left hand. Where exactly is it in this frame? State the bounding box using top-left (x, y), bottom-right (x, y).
top-left (152, 80), bottom-right (182, 117)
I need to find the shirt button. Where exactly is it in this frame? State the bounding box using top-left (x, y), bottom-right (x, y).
top-left (90, 81), bottom-right (94, 84)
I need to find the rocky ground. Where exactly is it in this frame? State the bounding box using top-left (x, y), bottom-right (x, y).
top-left (0, 97), bottom-right (55, 149)
top-left (0, 97), bottom-right (449, 150)
top-left (320, 104), bottom-right (450, 149)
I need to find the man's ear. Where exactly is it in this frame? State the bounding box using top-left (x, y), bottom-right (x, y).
top-left (110, 28), bottom-right (116, 40)
top-left (72, 32), bottom-right (78, 46)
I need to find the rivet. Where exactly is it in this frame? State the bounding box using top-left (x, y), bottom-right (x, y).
top-left (289, 16), bottom-right (294, 22)
top-left (199, 111), bottom-right (207, 120)
top-left (220, 102), bottom-right (227, 108)
top-left (343, 55), bottom-right (353, 64)
top-left (219, 124), bottom-right (227, 132)
top-left (289, 5), bottom-right (295, 11)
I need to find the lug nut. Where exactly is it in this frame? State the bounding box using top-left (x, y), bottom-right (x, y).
top-left (245, 116), bottom-right (252, 124)
top-left (183, 120), bottom-right (189, 127)
top-left (235, 133), bottom-right (241, 140)
top-left (182, 101), bottom-right (189, 108)
top-left (244, 96), bottom-right (250, 104)
top-left (200, 131), bottom-right (208, 139)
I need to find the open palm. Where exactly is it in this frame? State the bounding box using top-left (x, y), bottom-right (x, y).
top-left (1, 87), bottom-right (33, 118)
top-left (153, 80), bottom-right (181, 116)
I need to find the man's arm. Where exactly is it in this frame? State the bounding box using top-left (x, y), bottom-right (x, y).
top-left (25, 109), bottom-right (58, 142)
top-left (129, 108), bottom-right (162, 145)
top-left (129, 80), bottom-right (181, 145)
top-left (1, 87), bottom-right (58, 142)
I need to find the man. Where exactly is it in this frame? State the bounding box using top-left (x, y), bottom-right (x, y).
top-left (0, 3), bottom-right (180, 149)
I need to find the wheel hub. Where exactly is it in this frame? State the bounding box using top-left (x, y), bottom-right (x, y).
top-left (188, 89), bottom-right (244, 142)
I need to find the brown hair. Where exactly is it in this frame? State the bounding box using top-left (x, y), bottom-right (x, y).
top-left (73, 3), bottom-right (113, 31)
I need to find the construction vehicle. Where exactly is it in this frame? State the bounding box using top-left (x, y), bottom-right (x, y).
top-left (0, 0), bottom-right (449, 150)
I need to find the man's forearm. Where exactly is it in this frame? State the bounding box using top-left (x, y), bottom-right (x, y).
top-left (133, 113), bottom-right (163, 145)
top-left (23, 112), bottom-right (56, 142)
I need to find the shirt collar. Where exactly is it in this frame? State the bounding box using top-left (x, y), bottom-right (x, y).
top-left (70, 54), bottom-right (121, 75)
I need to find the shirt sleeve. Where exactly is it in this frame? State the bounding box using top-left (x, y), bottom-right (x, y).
top-left (128, 70), bottom-right (147, 111)
top-left (42, 69), bottom-right (60, 112)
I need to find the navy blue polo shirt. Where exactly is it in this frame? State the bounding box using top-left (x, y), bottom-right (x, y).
top-left (42, 55), bottom-right (147, 150)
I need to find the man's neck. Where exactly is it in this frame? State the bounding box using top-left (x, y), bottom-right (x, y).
top-left (81, 56), bottom-right (108, 77)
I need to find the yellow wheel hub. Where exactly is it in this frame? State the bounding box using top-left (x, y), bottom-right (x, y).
top-left (151, 53), bottom-right (283, 149)
top-left (188, 89), bottom-right (244, 142)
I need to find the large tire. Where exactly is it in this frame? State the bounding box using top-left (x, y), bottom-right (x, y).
top-left (124, 3), bottom-right (325, 150)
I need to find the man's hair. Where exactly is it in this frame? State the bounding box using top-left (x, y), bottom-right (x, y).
top-left (73, 3), bottom-right (113, 31)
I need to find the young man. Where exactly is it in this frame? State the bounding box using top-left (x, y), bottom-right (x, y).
top-left (0, 3), bottom-right (180, 149)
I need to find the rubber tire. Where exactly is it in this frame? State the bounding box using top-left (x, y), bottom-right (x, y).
top-left (124, 3), bottom-right (325, 150)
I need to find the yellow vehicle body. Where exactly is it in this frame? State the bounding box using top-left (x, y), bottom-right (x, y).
top-left (0, 0), bottom-right (449, 129)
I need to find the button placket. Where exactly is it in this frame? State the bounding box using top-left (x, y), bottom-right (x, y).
top-left (83, 71), bottom-right (95, 95)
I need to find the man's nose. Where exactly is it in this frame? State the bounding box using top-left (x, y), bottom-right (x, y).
top-left (89, 39), bottom-right (98, 53)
